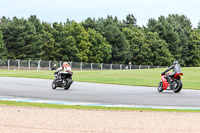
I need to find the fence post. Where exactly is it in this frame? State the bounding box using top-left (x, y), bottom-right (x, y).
top-left (148, 65), bottom-right (150, 69)
top-left (16, 59), bottom-right (18, 70)
top-left (91, 62), bottom-right (93, 70)
top-left (120, 64), bottom-right (122, 70)
top-left (28, 60), bottom-right (31, 71)
top-left (157, 66), bottom-right (159, 68)
top-left (17, 59), bottom-right (21, 70)
top-left (49, 60), bottom-right (51, 70)
top-left (37, 60), bottom-right (41, 71)
top-left (101, 63), bottom-right (103, 70)
top-left (80, 62), bottom-right (83, 70)
top-left (60, 61), bottom-right (62, 67)
top-left (8, 59), bottom-right (10, 70)
top-left (110, 63), bottom-right (113, 70)
top-left (69, 61), bottom-right (72, 68)
top-left (129, 62), bottom-right (132, 70)
top-left (139, 65), bottom-right (141, 69)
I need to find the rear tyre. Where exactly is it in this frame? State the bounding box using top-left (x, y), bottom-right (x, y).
top-left (64, 78), bottom-right (71, 90)
top-left (157, 81), bottom-right (163, 92)
top-left (52, 79), bottom-right (57, 89)
top-left (173, 80), bottom-right (182, 93)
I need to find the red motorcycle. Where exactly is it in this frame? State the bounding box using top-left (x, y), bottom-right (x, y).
top-left (157, 73), bottom-right (183, 93)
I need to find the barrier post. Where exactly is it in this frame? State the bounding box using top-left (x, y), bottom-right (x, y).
top-left (91, 62), bottom-right (93, 70)
top-left (37, 60), bottom-right (41, 71)
top-left (60, 61), bottom-right (62, 67)
top-left (80, 62), bottom-right (83, 70)
top-left (139, 65), bottom-right (141, 69)
top-left (8, 59), bottom-right (10, 70)
top-left (28, 60), bottom-right (31, 70)
top-left (49, 60), bottom-right (51, 70)
top-left (101, 63), bottom-right (103, 70)
top-left (120, 64), bottom-right (122, 70)
top-left (17, 59), bottom-right (21, 70)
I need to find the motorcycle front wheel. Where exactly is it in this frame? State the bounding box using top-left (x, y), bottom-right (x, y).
top-left (173, 80), bottom-right (182, 93)
top-left (52, 79), bottom-right (57, 89)
top-left (157, 81), bottom-right (163, 92)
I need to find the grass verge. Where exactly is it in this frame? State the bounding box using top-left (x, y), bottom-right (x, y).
top-left (0, 100), bottom-right (200, 112)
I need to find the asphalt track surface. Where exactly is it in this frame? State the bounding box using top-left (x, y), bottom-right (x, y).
top-left (0, 77), bottom-right (200, 107)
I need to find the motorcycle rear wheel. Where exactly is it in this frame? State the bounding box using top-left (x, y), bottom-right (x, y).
top-left (173, 80), bottom-right (182, 93)
top-left (64, 78), bottom-right (71, 90)
top-left (52, 79), bottom-right (57, 89)
top-left (157, 81), bottom-right (163, 92)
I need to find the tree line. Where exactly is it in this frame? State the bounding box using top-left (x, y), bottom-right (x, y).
top-left (0, 14), bottom-right (200, 66)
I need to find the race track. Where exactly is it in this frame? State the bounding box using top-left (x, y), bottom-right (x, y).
top-left (0, 77), bottom-right (200, 107)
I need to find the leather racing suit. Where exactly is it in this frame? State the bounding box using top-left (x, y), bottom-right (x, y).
top-left (161, 62), bottom-right (181, 82)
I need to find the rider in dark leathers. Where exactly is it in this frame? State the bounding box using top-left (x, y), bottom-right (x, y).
top-left (161, 61), bottom-right (181, 82)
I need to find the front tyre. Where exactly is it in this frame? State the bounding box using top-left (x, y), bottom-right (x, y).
top-left (173, 80), bottom-right (182, 93)
top-left (52, 79), bottom-right (57, 89)
top-left (157, 81), bottom-right (163, 92)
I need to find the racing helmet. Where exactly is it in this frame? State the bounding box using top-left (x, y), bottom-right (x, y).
top-left (62, 62), bottom-right (70, 68)
top-left (173, 60), bottom-right (178, 64)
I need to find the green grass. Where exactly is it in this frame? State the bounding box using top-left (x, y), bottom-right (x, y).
top-left (1, 100), bottom-right (200, 112)
top-left (0, 67), bottom-right (200, 89)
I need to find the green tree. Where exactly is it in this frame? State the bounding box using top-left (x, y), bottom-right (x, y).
top-left (81, 17), bottom-right (96, 30)
top-left (52, 21), bottom-right (93, 62)
top-left (41, 22), bottom-right (56, 61)
top-left (122, 27), bottom-right (147, 65)
top-left (187, 29), bottom-right (200, 66)
top-left (145, 32), bottom-right (173, 66)
top-left (146, 14), bottom-right (192, 66)
top-left (123, 27), bottom-right (173, 66)
top-left (95, 16), bottom-right (131, 63)
top-left (123, 14), bottom-right (137, 27)
top-left (1, 17), bottom-right (43, 60)
top-left (0, 28), bottom-right (7, 59)
top-left (87, 28), bottom-right (111, 63)
top-left (61, 36), bottom-right (81, 61)
top-left (52, 22), bottom-right (64, 60)
top-left (147, 16), bottom-right (181, 64)
top-left (166, 14), bottom-right (192, 66)
top-left (67, 21), bottom-right (93, 62)
top-left (28, 15), bottom-right (44, 34)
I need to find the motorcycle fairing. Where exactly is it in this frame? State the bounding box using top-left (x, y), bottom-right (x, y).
top-left (161, 75), bottom-right (169, 90)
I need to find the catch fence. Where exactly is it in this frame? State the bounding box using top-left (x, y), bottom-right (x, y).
top-left (0, 59), bottom-right (167, 71)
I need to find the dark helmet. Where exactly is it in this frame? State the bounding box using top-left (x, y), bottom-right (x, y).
top-left (173, 61), bottom-right (178, 64)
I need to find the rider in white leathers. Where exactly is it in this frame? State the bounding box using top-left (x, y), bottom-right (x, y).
top-left (55, 62), bottom-right (72, 74)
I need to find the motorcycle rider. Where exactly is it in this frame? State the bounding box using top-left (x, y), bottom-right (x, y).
top-left (54, 62), bottom-right (72, 79)
top-left (161, 61), bottom-right (181, 83)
